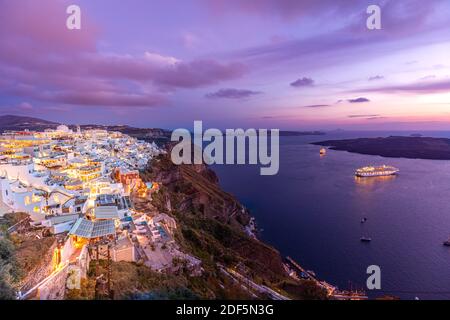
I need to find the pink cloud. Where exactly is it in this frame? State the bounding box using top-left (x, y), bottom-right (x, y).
top-left (18, 102), bottom-right (33, 110)
top-left (0, 0), bottom-right (97, 54)
top-left (85, 54), bottom-right (246, 88)
top-left (0, 0), bottom-right (248, 108)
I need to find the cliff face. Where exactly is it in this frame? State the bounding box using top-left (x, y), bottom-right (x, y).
top-left (140, 154), bottom-right (328, 299)
top-left (141, 154), bottom-right (285, 280)
top-left (141, 154), bottom-right (250, 233)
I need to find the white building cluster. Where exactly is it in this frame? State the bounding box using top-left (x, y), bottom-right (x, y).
top-left (0, 126), bottom-right (161, 230)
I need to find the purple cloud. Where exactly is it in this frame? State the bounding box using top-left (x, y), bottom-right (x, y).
top-left (348, 97), bottom-right (370, 103)
top-left (369, 75), bottom-right (384, 81)
top-left (206, 0), bottom-right (373, 20)
top-left (206, 88), bottom-right (262, 99)
top-left (229, 0), bottom-right (449, 75)
top-left (155, 60), bottom-right (246, 89)
top-left (355, 79), bottom-right (450, 94)
top-left (0, 0), bottom-right (249, 108)
top-left (18, 102), bottom-right (33, 110)
top-left (290, 77), bottom-right (314, 88)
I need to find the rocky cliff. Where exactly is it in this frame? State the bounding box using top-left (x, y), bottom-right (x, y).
top-left (139, 153), bottom-right (328, 300)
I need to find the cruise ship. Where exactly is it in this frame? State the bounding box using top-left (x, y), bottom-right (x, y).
top-left (355, 165), bottom-right (399, 177)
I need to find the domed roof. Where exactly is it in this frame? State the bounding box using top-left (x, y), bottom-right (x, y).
top-left (57, 125), bottom-right (70, 133)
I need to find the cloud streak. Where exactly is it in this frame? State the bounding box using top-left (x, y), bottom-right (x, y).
top-left (302, 104), bottom-right (330, 108)
top-left (348, 114), bottom-right (380, 118)
top-left (206, 88), bottom-right (261, 99)
top-left (355, 79), bottom-right (450, 94)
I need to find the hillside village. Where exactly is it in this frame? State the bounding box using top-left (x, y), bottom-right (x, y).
top-left (0, 120), bottom-right (347, 301)
top-left (0, 125), bottom-right (202, 299)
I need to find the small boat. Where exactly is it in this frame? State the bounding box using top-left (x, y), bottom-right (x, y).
top-left (360, 217), bottom-right (368, 223)
top-left (319, 148), bottom-right (327, 155)
top-left (443, 239), bottom-right (450, 247)
top-left (360, 237), bottom-right (372, 242)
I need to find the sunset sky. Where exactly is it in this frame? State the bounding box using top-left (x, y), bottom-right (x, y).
top-left (1, 0), bottom-right (450, 130)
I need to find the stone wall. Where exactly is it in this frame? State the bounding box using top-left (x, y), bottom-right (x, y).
top-left (37, 266), bottom-right (69, 300)
top-left (78, 245), bottom-right (90, 278)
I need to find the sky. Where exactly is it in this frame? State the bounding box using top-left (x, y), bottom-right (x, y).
top-left (1, 0), bottom-right (450, 130)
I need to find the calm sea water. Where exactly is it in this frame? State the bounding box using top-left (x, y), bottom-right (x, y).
top-left (212, 131), bottom-right (450, 300)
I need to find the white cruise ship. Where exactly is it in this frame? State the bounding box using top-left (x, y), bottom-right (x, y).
top-left (355, 165), bottom-right (399, 177)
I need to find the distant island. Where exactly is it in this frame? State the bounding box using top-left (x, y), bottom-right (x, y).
top-left (312, 136), bottom-right (450, 160)
top-left (280, 131), bottom-right (325, 136)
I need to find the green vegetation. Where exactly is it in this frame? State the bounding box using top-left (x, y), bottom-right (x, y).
top-left (125, 287), bottom-right (198, 300)
top-left (65, 278), bottom-right (96, 300)
top-left (0, 237), bottom-right (20, 299)
top-left (110, 261), bottom-right (251, 299)
top-left (0, 212), bottom-right (29, 232)
top-left (280, 280), bottom-right (329, 300)
top-left (0, 213), bottom-right (56, 300)
top-left (76, 257), bottom-right (252, 300)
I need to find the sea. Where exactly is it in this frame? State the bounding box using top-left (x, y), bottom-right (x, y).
top-left (212, 131), bottom-right (450, 300)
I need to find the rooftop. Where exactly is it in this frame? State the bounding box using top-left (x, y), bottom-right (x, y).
top-left (69, 218), bottom-right (115, 239)
top-left (94, 206), bottom-right (119, 220)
